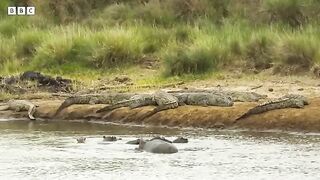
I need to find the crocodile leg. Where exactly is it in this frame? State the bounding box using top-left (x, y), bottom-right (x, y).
top-left (28, 105), bottom-right (36, 120)
top-left (96, 99), bottom-right (133, 113)
top-left (137, 103), bottom-right (178, 121)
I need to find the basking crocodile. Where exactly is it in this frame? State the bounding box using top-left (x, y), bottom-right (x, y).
top-left (136, 90), bottom-right (180, 120)
top-left (97, 90), bottom-right (179, 120)
top-left (97, 90), bottom-right (233, 120)
top-left (56, 89), bottom-right (254, 116)
top-left (173, 92), bottom-right (234, 107)
top-left (233, 94), bottom-right (309, 123)
top-left (97, 91), bottom-right (234, 121)
top-left (137, 138), bottom-right (178, 154)
top-left (54, 93), bottom-right (137, 116)
top-left (167, 89), bottom-right (267, 102)
top-left (96, 93), bottom-right (155, 113)
top-left (0, 100), bottom-right (38, 120)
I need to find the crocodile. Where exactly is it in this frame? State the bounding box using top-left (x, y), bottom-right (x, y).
top-left (138, 91), bottom-right (235, 121)
top-left (96, 93), bottom-right (155, 113)
top-left (56, 89), bottom-right (255, 116)
top-left (137, 138), bottom-right (178, 154)
top-left (54, 93), bottom-right (137, 116)
top-left (167, 89), bottom-right (267, 102)
top-left (0, 100), bottom-right (38, 120)
top-left (97, 91), bottom-right (234, 121)
top-left (136, 90), bottom-right (180, 120)
top-left (97, 90), bottom-right (179, 119)
top-left (233, 94), bottom-right (309, 123)
top-left (172, 92), bottom-right (234, 107)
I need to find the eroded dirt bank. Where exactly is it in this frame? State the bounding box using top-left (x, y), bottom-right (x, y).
top-left (1, 97), bottom-right (320, 133)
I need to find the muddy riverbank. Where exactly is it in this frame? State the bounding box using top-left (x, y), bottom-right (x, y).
top-left (1, 97), bottom-right (320, 133)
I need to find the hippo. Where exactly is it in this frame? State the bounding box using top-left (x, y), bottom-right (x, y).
top-left (126, 136), bottom-right (172, 145)
top-left (150, 136), bottom-right (172, 143)
top-left (172, 137), bottom-right (188, 143)
top-left (103, 136), bottom-right (121, 141)
top-left (138, 139), bottom-right (178, 154)
top-left (76, 137), bottom-right (86, 143)
top-left (126, 139), bottom-right (141, 145)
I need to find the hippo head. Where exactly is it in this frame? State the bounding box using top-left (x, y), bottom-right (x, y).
top-left (103, 136), bottom-right (117, 141)
top-left (138, 138), bottom-right (146, 150)
top-left (76, 137), bottom-right (86, 143)
top-left (173, 137), bottom-right (188, 143)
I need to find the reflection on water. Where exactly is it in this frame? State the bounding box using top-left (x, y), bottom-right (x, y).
top-left (0, 120), bottom-right (319, 180)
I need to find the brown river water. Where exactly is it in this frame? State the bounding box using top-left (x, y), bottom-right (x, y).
top-left (0, 119), bottom-right (319, 180)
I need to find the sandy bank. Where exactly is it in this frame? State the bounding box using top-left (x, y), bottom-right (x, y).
top-left (1, 97), bottom-right (320, 133)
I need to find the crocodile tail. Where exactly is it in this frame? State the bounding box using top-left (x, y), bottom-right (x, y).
top-left (137, 104), bottom-right (176, 121)
top-left (54, 98), bottom-right (74, 116)
top-left (0, 105), bottom-right (9, 111)
top-left (137, 108), bottom-right (158, 121)
top-left (233, 112), bottom-right (249, 124)
top-left (96, 105), bottom-right (113, 113)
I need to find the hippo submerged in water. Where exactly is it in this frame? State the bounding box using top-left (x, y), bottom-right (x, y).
top-left (172, 137), bottom-right (188, 143)
top-left (76, 137), bottom-right (86, 143)
top-left (103, 136), bottom-right (121, 142)
top-left (127, 136), bottom-right (188, 145)
top-left (137, 139), bottom-right (178, 154)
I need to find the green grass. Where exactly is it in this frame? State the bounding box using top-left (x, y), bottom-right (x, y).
top-left (0, 0), bottom-right (319, 80)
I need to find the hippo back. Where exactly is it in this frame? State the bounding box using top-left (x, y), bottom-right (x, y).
top-left (141, 139), bottom-right (178, 154)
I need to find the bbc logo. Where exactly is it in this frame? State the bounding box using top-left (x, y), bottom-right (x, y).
top-left (8, 7), bottom-right (35, 16)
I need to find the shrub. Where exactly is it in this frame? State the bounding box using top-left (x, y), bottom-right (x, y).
top-left (0, 17), bottom-right (28, 37)
top-left (163, 43), bottom-right (222, 76)
top-left (139, 27), bottom-right (172, 54)
top-left (273, 37), bottom-right (319, 74)
top-left (90, 30), bottom-right (142, 68)
top-left (0, 37), bottom-right (16, 64)
top-left (245, 36), bottom-right (274, 71)
top-left (16, 30), bottom-right (48, 58)
top-left (263, 0), bottom-right (306, 27)
top-left (31, 34), bottom-right (73, 69)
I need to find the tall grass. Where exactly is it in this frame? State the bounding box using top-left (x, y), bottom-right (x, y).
top-left (0, 0), bottom-right (319, 77)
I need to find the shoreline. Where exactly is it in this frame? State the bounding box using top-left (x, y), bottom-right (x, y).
top-left (1, 73), bottom-right (320, 133)
top-left (1, 97), bottom-right (320, 133)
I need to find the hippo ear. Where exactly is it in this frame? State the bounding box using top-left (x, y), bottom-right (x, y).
top-left (138, 138), bottom-right (145, 149)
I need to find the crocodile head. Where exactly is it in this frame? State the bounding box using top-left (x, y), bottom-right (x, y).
top-left (211, 95), bottom-right (234, 107)
top-left (284, 94), bottom-right (309, 105)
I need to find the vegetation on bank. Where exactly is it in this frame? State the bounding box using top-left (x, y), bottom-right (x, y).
top-left (0, 0), bottom-right (320, 79)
